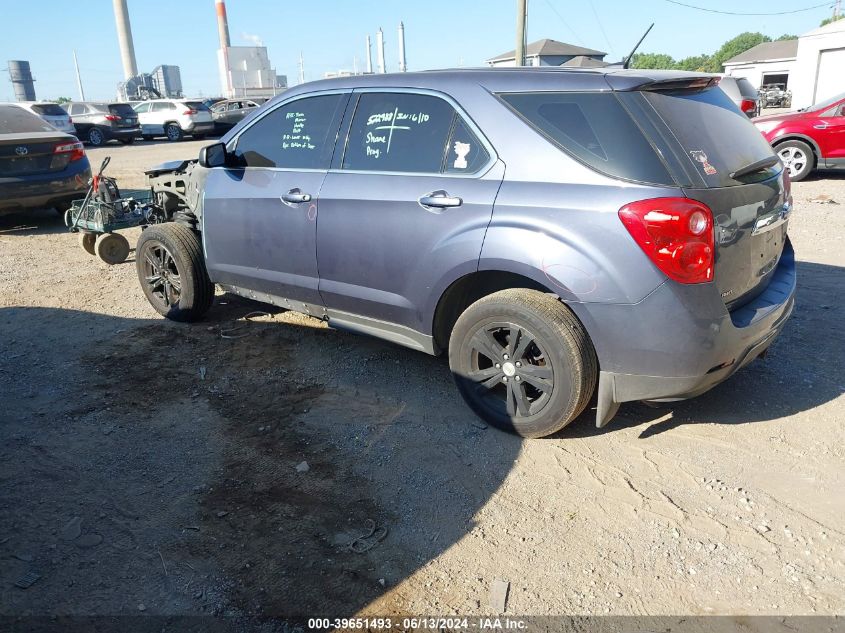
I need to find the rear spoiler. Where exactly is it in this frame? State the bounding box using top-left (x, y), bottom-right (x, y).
top-left (637, 76), bottom-right (721, 93)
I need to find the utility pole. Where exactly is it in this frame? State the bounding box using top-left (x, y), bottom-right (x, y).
top-left (298, 51), bottom-right (305, 84)
top-left (515, 0), bottom-right (527, 66)
top-left (72, 50), bottom-right (85, 101)
top-left (835, 0), bottom-right (842, 18)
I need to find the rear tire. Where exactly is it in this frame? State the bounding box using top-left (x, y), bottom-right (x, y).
top-left (449, 288), bottom-right (597, 438)
top-left (87, 127), bottom-right (105, 147)
top-left (165, 124), bottom-right (183, 142)
top-left (775, 140), bottom-right (814, 182)
top-left (135, 223), bottom-right (214, 322)
top-left (95, 232), bottom-right (130, 265)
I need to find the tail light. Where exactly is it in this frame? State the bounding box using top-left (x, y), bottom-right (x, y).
top-left (740, 99), bottom-right (756, 114)
top-left (53, 140), bottom-right (85, 162)
top-left (104, 114), bottom-right (122, 121)
top-left (618, 197), bottom-right (715, 284)
top-left (183, 108), bottom-right (197, 115)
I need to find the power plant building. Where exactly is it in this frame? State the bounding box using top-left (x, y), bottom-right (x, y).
top-left (215, 0), bottom-right (283, 98)
top-left (150, 65), bottom-right (183, 98)
top-left (217, 46), bottom-right (283, 98)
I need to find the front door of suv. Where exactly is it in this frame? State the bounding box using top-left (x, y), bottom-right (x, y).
top-left (317, 90), bottom-right (503, 344)
top-left (202, 92), bottom-right (349, 307)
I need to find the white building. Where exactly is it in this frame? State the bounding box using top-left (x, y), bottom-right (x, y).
top-left (217, 46), bottom-right (283, 99)
top-left (723, 20), bottom-right (845, 109)
top-left (789, 19), bottom-right (845, 109)
top-left (722, 40), bottom-right (797, 89)
top-left (487, 39), bottom-right (606, 67)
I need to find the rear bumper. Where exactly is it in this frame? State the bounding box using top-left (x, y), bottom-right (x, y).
top-left (0, 161), bottom-right (91, 215)
top-left (582, 239), bottom-right (797, 427)
top-left (184, 121), bottom-right (214, 134)
top-left (106, 127), bottom-right (140, 139)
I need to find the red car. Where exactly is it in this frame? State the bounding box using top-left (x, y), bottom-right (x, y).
top-left (754, 91), bottom-right (845, 181)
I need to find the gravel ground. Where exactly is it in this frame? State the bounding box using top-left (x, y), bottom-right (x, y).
top-left (1, 139), bottom-right (843, 625)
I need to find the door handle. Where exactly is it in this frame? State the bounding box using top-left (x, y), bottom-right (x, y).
top-left (418, 190), bottom-right (463, 209)
top-left (281, 189), bottom-right (312, 204)
top-left (813, 123), bottom-right (829, 129)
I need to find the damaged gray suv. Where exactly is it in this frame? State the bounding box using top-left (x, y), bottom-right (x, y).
top-left (136, 69), bottom-right (796, 438)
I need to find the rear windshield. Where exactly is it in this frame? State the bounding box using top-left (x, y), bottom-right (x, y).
top-left (109, 103), bottom-right (137, 117)
top-left (643, 87), bottom-right (777, 187)
top-left (498, 91), bottom-right (674, 186)
top-left (736, 78), bottom-right (757, 99)
top-left (31, 103), bottom-right (68, 116)
top-left (0, 105), bottom-right (56, 133)
top-left (184, 101), bottom-right (211, 112)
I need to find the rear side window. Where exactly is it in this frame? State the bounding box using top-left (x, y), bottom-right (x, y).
top-left (0, 105), bottom-right (54, 133)
top-left (342, 92), bottom-right (455, 173)
top-left (233, 93), bottom-right (345, 169)
top-left (31, 103), bottom-right (67, 116)
top-left (152, 102), bottom-right (176, 112)
top-left (499, 92), bottom-right (674, 185)
top-left (643, 87), bottom-right (777, 186)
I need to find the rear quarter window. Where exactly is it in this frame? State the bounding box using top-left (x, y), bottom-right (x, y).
top-left (499, 92), bottom-right (674, 186)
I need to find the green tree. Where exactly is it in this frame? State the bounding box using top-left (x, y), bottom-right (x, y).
top-left (631, 53), bottom-right (677, 70)
top-left (707, 31), bottom-right (771, 72)
top-left (54, 96), bottom-right (72, 104)
top-left (820, 14), bottom-right (844, 27)
top-left (675, 54), bottom-right (711, 72)
top-left (774, 34), bottom-right (797, 40)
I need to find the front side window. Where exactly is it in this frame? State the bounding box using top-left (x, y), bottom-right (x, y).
top-left (342, 92), bottom-right (456, 173)
top-left (233, 93), bottom-right (345, 169)
top-left (133, 102), bottom-right (151, 113)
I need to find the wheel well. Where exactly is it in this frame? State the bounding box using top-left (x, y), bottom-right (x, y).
top-left (432, 271), bottom-right (552, 352)
top-left (772, 136), bottom-right (819, 165)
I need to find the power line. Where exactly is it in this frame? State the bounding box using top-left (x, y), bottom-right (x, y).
top-left (542, 0), bottom-right (585, 45)
top-left (587, 0), bottom-right (615, 56)
top-left (664, 0), bottom-right (829, 16)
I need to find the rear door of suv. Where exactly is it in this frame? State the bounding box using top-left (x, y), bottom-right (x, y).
top-left (316, 89), bottom-right (504, 339)
top-left (202, 91), bottom-right (349, 306)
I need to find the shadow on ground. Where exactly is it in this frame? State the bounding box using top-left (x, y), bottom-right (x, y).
top-left (1, 260), bottom-right (842, 626)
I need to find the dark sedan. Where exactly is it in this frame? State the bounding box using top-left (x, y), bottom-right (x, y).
top-left (0, 104), bottom-right (91, 216)
top-left (210, 98), bottom-right (267, 133)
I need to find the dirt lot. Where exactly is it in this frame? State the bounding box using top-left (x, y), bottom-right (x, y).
top-left (1, 140), bottom-right (844, 626)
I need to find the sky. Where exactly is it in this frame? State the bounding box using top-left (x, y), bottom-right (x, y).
top-left (0, 0), bottom-right (835, 101)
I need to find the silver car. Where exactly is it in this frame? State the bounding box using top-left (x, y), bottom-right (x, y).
top-left (8, 102), bottom-right (75, 134)
top-left (135, 69), bottom-right (796, 438)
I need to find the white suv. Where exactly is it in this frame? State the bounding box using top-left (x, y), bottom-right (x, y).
top-left (132, 99), bottom-right (214, 142)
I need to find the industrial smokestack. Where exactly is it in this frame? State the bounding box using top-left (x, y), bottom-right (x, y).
top-left (7, 61), bottom-right (36, 101)
top-left (366, 35), bottom-right (373, 74)
top-left (376, 28), bottom-right (386, 74)
top-left (215, 0), bottom-right (231, 49)
top-left (112, 0), bottom-right (138, 80)
top-left (398, 21), bottom-right (407, 72)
